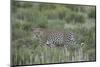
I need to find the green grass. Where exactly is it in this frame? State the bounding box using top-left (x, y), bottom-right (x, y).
top-left (12, 43), bottom-right (92, 65)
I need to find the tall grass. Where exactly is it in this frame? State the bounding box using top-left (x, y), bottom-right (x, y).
top-left (12, 43), bottom-right (91, 65)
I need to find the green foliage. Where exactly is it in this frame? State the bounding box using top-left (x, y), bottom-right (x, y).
top-left (88, 8), bottom-right (96, 18)
top-left (48, 19), bottom-right (65, 31)
top-left (35, 16), bottom-right (48, 28)
top-left (65, 12), bottom-right (86, 23)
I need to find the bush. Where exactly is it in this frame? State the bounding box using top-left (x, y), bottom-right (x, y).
top-left (48, 20), bottom-right (65, 31)
top-left (88, 8), bottom-right (96, 18)
top-left (65, 12), bottom-right (86, 23)
top-left (35, 16), bottom-right (48, 28)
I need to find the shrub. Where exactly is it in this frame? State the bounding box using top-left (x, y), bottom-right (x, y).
top-left (65, 12), bottom-right (86, 23)
top-left (36, 16), bottom-right (48, 28)
top-left (88, 8), bottom-right (96, 18)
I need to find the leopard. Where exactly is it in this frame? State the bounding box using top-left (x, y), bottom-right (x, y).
top-left (32, 28), bottom-right (76, 48)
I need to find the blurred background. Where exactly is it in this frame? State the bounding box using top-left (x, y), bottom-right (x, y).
top-left (11, 0), bottom-right (96, 66)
